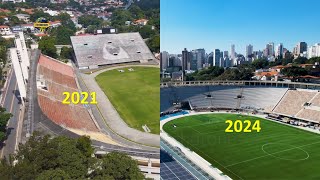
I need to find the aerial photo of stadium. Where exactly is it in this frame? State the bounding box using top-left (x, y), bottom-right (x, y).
top-left (2, 31), bottom-right (160, 179)
top-left (160, 81), bottom-right (320, 179)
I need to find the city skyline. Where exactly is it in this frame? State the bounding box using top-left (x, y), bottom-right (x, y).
top-left (161, 0), bottom-right (320, 54)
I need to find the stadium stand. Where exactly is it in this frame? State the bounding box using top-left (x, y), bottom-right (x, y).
top-left (241, 87), bottom-right (287, 111)
top-left (296, 109), bottom-right (320, 122)
top-left (161, 84), bottom-right (320, 124)
top-left (310, 92), bottom-right (320, 106)
top-left (273, 89), bottom-right (317, 116)
top-left (36, 55), bottom-right (99, 132)
top-left (70, 32), bottom-right (155, 69)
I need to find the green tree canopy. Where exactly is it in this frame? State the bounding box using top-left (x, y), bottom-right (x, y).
top-left (90, 152), bottom-right (144, 180)
top-left (0, 133), bottom-right (144, 179)
top-left (55, 26), bottom-right (74, 45)
top-left (38, 36), bottom-right (58, 58)
top-left (60, 47), bottom-right (73, 60)
top-left (146, 34), bottom-right (159, 53)
top-left (281, 66), bottom-right (308, 78)
top-left (251, 58), bottom-right (269, 69)
top-left (30, 10), bottom-right (52, 22)
top-left (0, 107), bottom-right (12, 141)
top-left (78, 15), bottom-right (103, 28)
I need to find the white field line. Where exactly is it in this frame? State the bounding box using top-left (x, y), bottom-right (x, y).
top-left (225, 141), bottom-right (320, 168)
top-left (176, 134), bottom-right (244, 180)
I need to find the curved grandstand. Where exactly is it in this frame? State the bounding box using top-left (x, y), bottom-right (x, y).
top-left (37, 55), bottom-right (99, 132)
top-left (161, 81), bottom-right (320, 124)
top-left (160, 81), bottom-right (320, 179)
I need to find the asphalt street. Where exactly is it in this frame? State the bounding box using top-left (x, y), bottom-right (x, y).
top-left (0, 69), bottom-right (22, 159)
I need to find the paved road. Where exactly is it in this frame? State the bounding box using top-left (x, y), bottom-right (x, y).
top-left (80, 65), bottom-right (160, 147)
top-left (0, 69), bottom-right (22, 159)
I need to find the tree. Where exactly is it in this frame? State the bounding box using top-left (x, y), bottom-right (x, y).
top-left (0, 107), bottom-right (12, 141)
top-left (111, 9), bottom-right (133, 27)
top-left (36, 169), bottom-right (70, 180)
top-left (38, 36), bottom-right (58, 58)
top-left (294, 57), bottom-right (308, 64)
top-left (8, 16), bottom-right (21, 26)
top-left (281, 66), bottom-right (308, 81)
top-left (139, 25), bottom-right (155, 39)
top-left (0, 18), bottom-right (5, 25)
top-left (90, 152), bottom-right (144, 180)
top-left (55, 13), bottom-right (76, 33)
top-left (55, 26), bottom-right (74, 45)
top-left (251, 59), bottom-right (269, 69)
top-left (129, 5), bottom-right (145, 19)
top-left (60, 47), bottom-right (73, 60)
top-left (146, 34), bottom-right (159, 53)
top-left (30, 10), bottom-right (52, 22)
top-left (78, 15), bottom-right (103, 28)
top-left (0, 133), bottom-right (145, 179)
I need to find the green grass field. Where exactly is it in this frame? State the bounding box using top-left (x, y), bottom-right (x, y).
top-left (95, 67), bottom-right (159, 134)
top-left (163, 113), bottom-right (320, 179)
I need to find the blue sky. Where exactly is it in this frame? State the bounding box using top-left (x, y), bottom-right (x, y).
top-left (161, 0), bottom-right (320, 54)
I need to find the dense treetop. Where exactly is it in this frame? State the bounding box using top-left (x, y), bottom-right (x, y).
top-left (0, 132), bottom-right (145, 180)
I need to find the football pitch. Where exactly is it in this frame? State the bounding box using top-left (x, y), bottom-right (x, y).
top-left (163, 113), bottom-right (320, 179)
top-left (95, 67), bottom-right (159, 134)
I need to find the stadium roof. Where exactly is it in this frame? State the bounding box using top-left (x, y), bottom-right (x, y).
top-left (70, 32), bottom-right (155, 68)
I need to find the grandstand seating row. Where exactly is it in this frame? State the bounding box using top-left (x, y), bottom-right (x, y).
top-left (37, 55), bottom-right (98, 132)
top-left (160, 86), bottom-right (320, 123)
top-left (38, 95), bottom-right (98, 131)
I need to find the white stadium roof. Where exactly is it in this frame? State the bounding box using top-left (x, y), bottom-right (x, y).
top-left (70, 32), bottom-right (155, 68)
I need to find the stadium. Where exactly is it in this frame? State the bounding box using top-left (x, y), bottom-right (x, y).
top-left (160, 81), bottom-right (320, 179)
top-left (8, 32), bottom-right (161, 178)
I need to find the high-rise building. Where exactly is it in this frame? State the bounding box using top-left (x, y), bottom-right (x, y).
top-left (160, 51), bottom-right (169, 71)
top-left (231, 44), bottom-right (235, 60)
top-left (182, 48), bottom-right (190, 72)
top-left (190, 50), bottom-right (197, 70)
top-left (297, 42), bottom-right (307, 54)
top-left (213, 49), bottom-right (221, 67)
top-left (268, 42), bottom-right (274, 56)
top-left (223, 51), bottom-right (229, 58)
top-left (207, 52), bottom-right (213, 67)
top-left (276, 43), bottom-right (283, 58)
top-left (196, 48), bottom-right (205, 70)
top-left (219, 51), bottom-right (224, 67)
top-left (246, 44), bottom-right (253, 59)
top-left (308, 43), bottom-right (320, 58)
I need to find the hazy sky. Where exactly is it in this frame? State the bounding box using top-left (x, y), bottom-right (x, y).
top-left (161, 0), bottom-right (320, 54)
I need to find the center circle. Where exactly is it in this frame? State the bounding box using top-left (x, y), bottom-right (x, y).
top-left (261, 143), bottom-right (309, 161)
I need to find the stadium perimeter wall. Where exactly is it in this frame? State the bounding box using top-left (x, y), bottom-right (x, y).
top-left (161, 81), bottom-right (320, 89)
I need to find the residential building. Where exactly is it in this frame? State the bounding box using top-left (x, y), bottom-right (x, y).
top-left (0, 25), bottom-right (11, 35)
top-left (15, 14), bottom-right (30, 22)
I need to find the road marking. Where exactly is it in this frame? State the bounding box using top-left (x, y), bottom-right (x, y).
top-left (14, 105), bottom-right (22, 152)
top-left (9, 82), bottom-right (18, 113)
top-left (225, 141), bottom-right (320, 167)
top-left (0, 82), bottom-right (17, 158)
